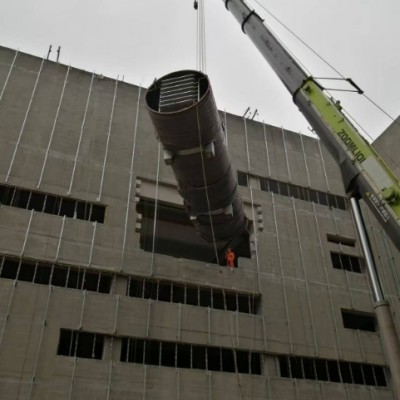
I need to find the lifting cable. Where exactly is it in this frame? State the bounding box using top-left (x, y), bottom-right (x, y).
top-left (250, 0), bottom-right (400, 128)
top-left (194, 0), bottom-right (207, 73)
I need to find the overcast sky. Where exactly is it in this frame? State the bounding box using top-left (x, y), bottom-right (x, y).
top-left (1, 0), bottom-right (399, 140)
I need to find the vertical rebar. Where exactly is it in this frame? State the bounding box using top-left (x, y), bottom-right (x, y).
top-left (312, 202), bottom-right (342, 359)
top-left (6, 57), bottom-right (45, 182)
top-left (271, 193), bottom-right (293, 353)
top-left (98, 77), bottom-right (118, 201)
top-left (120, 86), bottom-right (142, 271)
top-left (0, 280), bottom-right (17, 348)
top-left (317, 139), bottom-right (330, 192)
top-left (243, 118), bottom-right (251, 171)
top-left (68, 72), bottom-right (95, 195)
top-left (28, 285), bottom-right (53, 399)
top-left (281, 127), bottom-right (291, 182)
top-left (21, 209), bottom-right (35, 256)
top-left (292, 198), bottom-right (318, 355)
top-left (88, 222), bottom-right (97, 267)
top-left (150, 142), bottom-right (161, 276)
top-left (262, 122), bottom-right (271, 177)
top-left (0, 49), bottom-right (18, 102)
top-left (55, 216), bottom-right (66, 261)
top-left (299, 134), bottom-right (311, 187)
top-left (37, 65), bottom-right (70, 188)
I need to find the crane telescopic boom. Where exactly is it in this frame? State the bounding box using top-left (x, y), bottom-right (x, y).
top-left (222, 0), bottom-right (400, 251)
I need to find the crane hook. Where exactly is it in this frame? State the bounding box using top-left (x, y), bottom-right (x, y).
top-left (193, 0), bottom-right (198, 10)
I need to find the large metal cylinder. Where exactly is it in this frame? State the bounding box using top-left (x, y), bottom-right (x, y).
top-left (145, 70), bottom-right (247, 245)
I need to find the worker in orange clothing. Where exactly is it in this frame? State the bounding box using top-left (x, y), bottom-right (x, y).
top-left (225, 248), bottom-right (235, 271)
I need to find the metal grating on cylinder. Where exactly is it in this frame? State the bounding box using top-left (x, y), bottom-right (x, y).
top-left (159, 73), bottom-right (199, 112)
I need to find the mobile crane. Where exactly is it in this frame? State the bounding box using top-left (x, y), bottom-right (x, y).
top-left (220, 0), bottom-right (400, 395)
top-left (222, 0), bottom-right (400, 252)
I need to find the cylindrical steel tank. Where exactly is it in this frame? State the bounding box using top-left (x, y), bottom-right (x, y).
top-left (146, 70), bottom-right (247, 246)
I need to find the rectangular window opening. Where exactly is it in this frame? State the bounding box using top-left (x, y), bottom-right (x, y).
top-left (137, 198), bottom-right (250, 265)
top-left (327, 234), bottom-right (356, 247)
top-left (331, 252), bottom-right (363, 274)
top-left (0, 184), bottom-right (105, 223)
top-left (237, 171), bottom-right (248, 187)
top-left (342, 309), bottom-right (376, 332)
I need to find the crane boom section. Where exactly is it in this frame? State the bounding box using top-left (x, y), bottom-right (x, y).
top-left (223, 0), bottom-right (400, 250)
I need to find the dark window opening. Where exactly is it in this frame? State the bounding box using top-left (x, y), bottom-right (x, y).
top-left (0, 184), bottom-right (105, 223)
top-left (212, 289), bottom-right (225, 310)
top-left (186, 285), bottom-right (198, 306)
top-left (67, 269), bottom-right (84, 290)
top-left (303, 357), bottom-right (316, 380)
top-left (351, 362), bottom-right (364, 385)
top-left (0, 258), bottom-right (19, 279)
top-left (259, 177), bottom-right (269, 192)
top-left (236, 350), bottom-right (249, 374)
top-left (120, 337), bottom-right (261, 375)
top-left (237, 173), bottom-right (347, 210)
top-left (327, 234), bottom-right (356, 247)
top-left (137, 198), bottom-right (250, 265)
top-left (268, 179), bottom-right (279, 194)
top-left (290, 357), bottom-right (303, 379)
top-left (315, 359), bottom-right (329, 381)
top-left (278, 182), bottom-right (289, 197)
top-left (158, 282), bottom-right (171, 302)
top-left (0, 255), bottom-right (111, 295)
top-left (52, 266), bottom-right (68, 287)
top-left (207, 347), bottom-right (221, 371)
top-left (374, 366), bottom-right (387, 386)
top-left (145, 340), bottom-right (160, 366)
top-left (279, 356), bottom-right (290, 378)
top-left (192, 345), bottom-right (206, 370)
top-left (327, 360), bottom-right (341, 382)
top-left (161, 342), bottom-right (176, 367)
top-left (237, 171), bottom-right (248, 187)
top-left (172, 284), bottom-right (185, 304)
top-left (250, 353), bottom-right (262, 375)
top-left (57, 329), bottom-right (103, 360)
top-left (238, 294), bottom-right (250, 314)
top-left (339, 361), bottom-right (352, 383)
top-left (221, 348), bottom-right (235, 373)
top-left (342, 309), bottom-right (376, 332)
top-left (34, 263), bottom-right (52, 285)
top-left (18, 261), bottom-right (36, 282)
top-left (331, 252), bottom-right (363, 273)
top-left (126, 276), bottom-right (261, 315)
top-left (200, 288), bottom-right (212, 308)
top-left (144, 280), bottom-right (158, 300)
top-left (309, 189), bottom-right (319, 204)
top-left (225, 292), bottom-right (237, 312)
top-left (121, 338), bottom-right (144, 363)
top-left (177, 344), bottom-right (191, 369)
top-left (278, 355), bottom-right (386, 387)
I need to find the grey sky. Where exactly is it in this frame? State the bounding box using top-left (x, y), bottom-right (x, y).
top-left (1, 0), bottom-right (399, 139)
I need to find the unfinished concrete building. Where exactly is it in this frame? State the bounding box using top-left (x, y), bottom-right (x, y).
top-left (0, 45), bottom-right (399, 399)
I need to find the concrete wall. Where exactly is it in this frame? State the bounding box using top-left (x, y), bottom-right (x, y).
top-left (0, 45), bottom-right (399, 399)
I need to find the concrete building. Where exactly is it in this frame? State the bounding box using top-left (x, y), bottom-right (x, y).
top-left (0, 44), bottom-right (399, 399)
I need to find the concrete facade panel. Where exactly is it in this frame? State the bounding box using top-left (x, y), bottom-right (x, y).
top-left (0, 46), bottom-right (398, 399)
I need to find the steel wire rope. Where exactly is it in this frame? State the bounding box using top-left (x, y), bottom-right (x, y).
top-left (243, 117), bottom-right (273, 399)
top-left (150, 142), bottom-right (162, 276)
top-left (249, 0), bottom-right (400, 171)
top-left (251, 0), bottom-right (400, 125)
top-left (194, 104), bottom-right (247, 400)
top-left (196, 0), bottom-right (207, 73)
